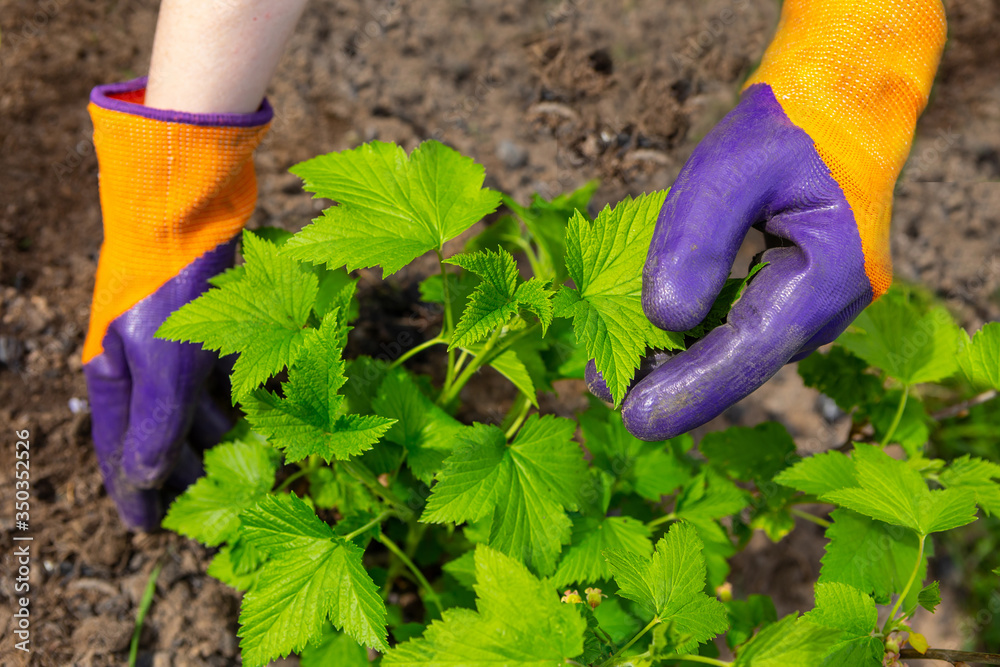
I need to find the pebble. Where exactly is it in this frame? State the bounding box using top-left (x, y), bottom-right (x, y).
top-left (496, 140), bottom-right (528, 169)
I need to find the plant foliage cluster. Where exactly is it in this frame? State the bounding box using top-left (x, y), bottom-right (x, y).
top-left (156, 140), bottom-right (1000, 666)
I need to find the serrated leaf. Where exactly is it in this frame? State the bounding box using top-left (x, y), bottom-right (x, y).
top-left (162, 439), bottom-right (280, 546)
top-left (207, 537), bottom-right (267, 592)
top-left (700, 423), bottom-right (797, 482)
top-left (560, 192), bottom-right (684, 406)
top-left (446, 249), bottom-right (553, 349)
top-left (802, 582), bottom-right (882, 667)
top-left (242, 312), bottom-right (396, 463)
top-left (918, 581), bottom-right (941, 613)
top-left (553, 515), bottom-right (653, 587)
top-left (939, 454), bottom-right (1000, 516)
top-left (798, 346), bottom-right (883, 413)
top-left (819, 509), bottom-right (925, 605)
top-left (820, 445), bottom-right (977, 535)
top-left (157, 231), bottom-right (319, 400)
top-left (605, 522), bottom-right (728, 653)
top-left (299, 627), bottom-right (370, 667)
top-left (372, 368), bottom-right (466, 484)
top-left (286, 140), bottom-right (501, 276)
top-left (675, 470), bottom-right (749, 522)
top-left (237, 494), bottom-right (387, 665)
top-left (775, 450), bottom-right (858, 496)
top-left (725, 595), bottom-right (777, 650)
top-left (957, 323), bottom-right (1000, 390)
top-left (868, 389), bottom-right (929, 457)
top-left (837, 290), bottom-right (960, 385)
top-left (383, 546), bottom-right (586, 666)
top-left (422, 415), bottom-right (588, 575)
top-left (733, 616), bottom-right (833, 667)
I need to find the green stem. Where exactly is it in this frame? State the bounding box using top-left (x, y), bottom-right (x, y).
top-left (646, 513), bottom-right (676, 529)
top-left (343, 510), bottom-right (394, 541)
top-left (129, 561), bottom-right (163, 667)
top-left (602, 617), bottom-right (660, 667)
top-left (656, 656), bottom-right (731, 667)
top-left (390, 335), bottom-right (445, 369)
top-left (437, 251), bottom-right (458, 392)
top-left (884, 532), bottom-right (927, 632)
top-left (880, 384), bottom-right (910, 448)
top-left (274, 457), bottom-right (320, 493)
top-left (504, 394), bottom-right (533, 439)
top-left (439, 323), bottom-right (540, 406)
top-left (789, 507), bottom-right (832, 529)
top-left (378, 533), bottom-right (445, 616)
top-left (340, 460), bottom-right (410, 515)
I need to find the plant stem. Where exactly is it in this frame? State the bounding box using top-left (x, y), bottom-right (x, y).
top-left (129, 561), bottom-right (162, 667)
top-left (656, 656), bottom-right (732, 667)
top-left (378, 533), bottom-right (445, 616)
top-left (438, 250), bottom-right (458, 392)
top-left (274, 457), bottom-right (320, 493)
top-left (789, 507), bottom-right (832, 529)
top-left (884, 532), bottom-right (927, 632)
top-left (390, 335), bottom-right (445, 369)
top-left (646, 513), bottom-right (676, 529)
top-left (931, 389), bottom-right (998, 421)
top-left (602, 617), bottom-right (660, 667)
top-left (504, 394), bottom-right (532, 439)
top-left (898, 648), bottom-right (1000, 664)
top-left (340, 460), bottom-right (411, 515)
top-left (343, 510), bottom-right (394, 541)
top-left (880, 384), bottom-right (910, 447)
top-left (439, 325), bottom-right (503, 405)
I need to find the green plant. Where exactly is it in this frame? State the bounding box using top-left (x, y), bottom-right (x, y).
top-left (156, 140), bottom-right (1000, 666)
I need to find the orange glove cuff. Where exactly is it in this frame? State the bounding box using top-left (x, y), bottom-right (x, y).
top-left (745, 0), bottom-right (946, 296)
top-left (84, 78), bottom-right (272, 363)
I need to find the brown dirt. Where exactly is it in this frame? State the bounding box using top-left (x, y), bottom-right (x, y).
top-left (0, 0), bottom-right (997, 665)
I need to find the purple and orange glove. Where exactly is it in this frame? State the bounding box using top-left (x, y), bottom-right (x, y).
top-left (83, 79), bottom-right (271, 529)
top-left (590, 0), bottom-right (946, 440)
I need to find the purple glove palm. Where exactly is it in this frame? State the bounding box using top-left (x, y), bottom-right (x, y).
top-left (85, 242), bottom-right (236, 530)
top-left (589, 84), bottom-right (874, 440)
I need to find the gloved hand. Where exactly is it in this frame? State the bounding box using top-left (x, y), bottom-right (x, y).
top-left (590, 0), bottom-right (946, 441)
top-left (83, 78), bottom-right (271, 529)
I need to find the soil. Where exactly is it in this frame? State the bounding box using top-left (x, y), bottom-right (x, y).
top-left (1, 0), bottom-right (997, 665)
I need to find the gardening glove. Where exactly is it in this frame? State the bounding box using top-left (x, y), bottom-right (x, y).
top-left (590, 0), bottom-right (946, 440)
top-left (83, 78), bottom-right (271, 529)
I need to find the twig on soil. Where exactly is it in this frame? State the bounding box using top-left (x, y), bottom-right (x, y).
top-left (899, 648), bottom-right (1000, 664)
top-left (930, 389), bottom-right (998, 421)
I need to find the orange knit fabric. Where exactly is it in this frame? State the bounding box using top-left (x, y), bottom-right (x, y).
top-left (745, 0), bottom-right (946, 296)
top-left (84, 91), bottom-right (270, 363)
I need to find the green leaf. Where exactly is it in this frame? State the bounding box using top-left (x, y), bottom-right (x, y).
top-left (802, 583), bottom-right (882, 667)
top-left (774, 451), bottom-right (858, 496)
top-left (733, 616), bottom-right (834, 667)
top-left (300, 627), bottom-right (370, 667)
top-left (675, 470), bottom-right (749, 522)
top-left (918, 581), bottom-right (941, 613)
top-left (487, 347), bottom-right (539, 406)
top-left (503, 179), bottom-right (599, 282)
top-left (957, 323), bottom-right (1000, 390)
top-left (383, 545), bottom-right (586, 666)
top-left (700, 423), bottom-right (797, 482)
top-left (605, 522), bottom-right (728, 653)
top-left (868, 389), bottom-right (929, 457)
top-left (553, 515), bottom-right (653, 588)
top-left (798, 346), bottom-right (883, 413)
top-left (162, 439), bottom-right (280, 546)
top-left (372, 368), bottom-right (466, 484)
top-left (422, 415), bottom-right (588, 575)
top-left (560, 192), bottom-right (684, 406)
top-left (286, 140), bottom-right (501, 276)
top-left (237, 493), bottom-right (387, 665)
top-left (939, 454), bottom-right (1000, 516)
top-left (820, 445), bottom-right (977, 535)
top-left (442, 551), bottom-right (477, 590)
top-left (819, 509), bottom-right (926, 605)
top-left (307, 465), bottom-right (378, 514)
top-left (207, 535), bottom-right (267, 592)
top-left (725, 595), bottom-right (777, 650)
top-left (419, 270), bottom-right (480, 316)
top-left (157, 231), bottom-right (319, 400)
top-left (242, 312), bottom-right (396, 463)
top-left (445, 249), bottom-right (553, 349)
top-left (837, 290), bottom-right (960, 385)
